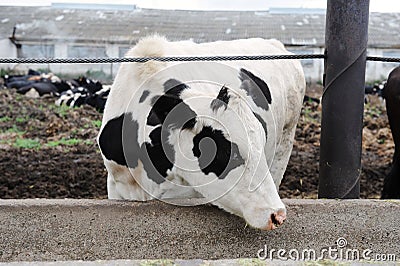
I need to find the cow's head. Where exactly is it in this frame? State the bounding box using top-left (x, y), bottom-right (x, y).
top-left (186, 78), bottom-right (286, 230)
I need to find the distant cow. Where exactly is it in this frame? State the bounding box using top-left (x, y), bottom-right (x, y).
top-left (97, 36), bottom-right (305, 230)
top-left (55, 78), bottom-right (109, 112)
top-left (85, 85), bottom-right (110, 112)
top-left (56, 87), bottom-right (90, 108)
top-left (381, 66), bottom-right (400, 199)
top-left (365, 81), bottom-right (385, 98)
top-left (4, 71), bottom-right (61, 97)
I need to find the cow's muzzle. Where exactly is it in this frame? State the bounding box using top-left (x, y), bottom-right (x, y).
top-left (266, 209), bottom-right (286, 230)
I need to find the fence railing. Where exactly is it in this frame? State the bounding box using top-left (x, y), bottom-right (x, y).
top-left (0, 54), bottom-right (399, 64)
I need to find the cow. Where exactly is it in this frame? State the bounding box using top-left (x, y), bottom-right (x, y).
top-left (55, 78), bottom-right (109, 111)
top-left (381, 66), bottom-right (400, 199)
top-left (4, 71), bottom-right (66, 98)
top-left (365, 81), bottom-right (385, 98)
top-left (55, 86), bottom-right (90, 108)
top-left (85, 85), bottom-right (111, 112)
top-left (97, 36), bottom-right (306, 230)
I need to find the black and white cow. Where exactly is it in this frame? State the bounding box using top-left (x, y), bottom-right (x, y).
top-left (85, 85), bottom-right (111, 112)
top-left (55, 79), bottom-right (110, 112)
top-left (56, 86), bottom-right (90, 108)
top-left (381, 66), bottom-right (400, 199)
top-left (97, 36), bottom-right (306, 230)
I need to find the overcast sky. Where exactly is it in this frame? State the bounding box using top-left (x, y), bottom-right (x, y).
top-left (0, 0), bottom-right (399, 13)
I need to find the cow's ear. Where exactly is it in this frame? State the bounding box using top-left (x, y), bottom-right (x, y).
top-left (210, 86), bottom-right (230, 112)
top-left (239, 68), bottom-right (271, 110)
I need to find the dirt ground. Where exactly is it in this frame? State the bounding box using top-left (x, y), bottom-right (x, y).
top-left (0, 84), bottom-right (394, 199)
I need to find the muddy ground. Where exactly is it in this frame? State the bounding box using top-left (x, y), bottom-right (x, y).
top-left (0, 84), bottom-right (394, 199)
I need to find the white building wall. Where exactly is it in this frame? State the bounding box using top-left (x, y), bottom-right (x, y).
top-left (367, 48), bottom-right (400, 82)
top-left (0, 39), bottom-right (16, 58)
top-left (0, 39), bottom-right (18, 72)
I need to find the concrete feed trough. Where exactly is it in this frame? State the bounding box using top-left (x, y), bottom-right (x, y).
top-left (0, 199), bottom-right (399, 262)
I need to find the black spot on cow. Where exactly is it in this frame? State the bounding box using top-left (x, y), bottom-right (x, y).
top-left (254, 112), bottom-right (267, 138)
top-left (211, 86), bottom-right (230, 112)
top-left (73, 93), bottom-right (88, 107)
top-left (163, 78), bottom-right (187, 94)
top-left (147, 94), bottom-right (180, 125)
top-left (66, 97), bottom-right (74, 107)
top-left (147, 107), bottom-right (162, 126)
top-left (53, 80), bottom-right (72, 95)
top-left (181, 117), bottom-right (196, 130)
top-left (147, 79), bottom-right (197, 130)
top-left (76, 76), bottom-right (103, 94)
top-left (193, 126), bottom-right (245, 179)
top-left (140, 126), bottom-right (174, 184)
top-left (239, 68), bottom-right (272, 110)
top-left (98, 113), bottom-right (140, 168)
top-left (139, 90), bottom-right (150, 103)
top-left (85, 87), bottom-right (110, 113)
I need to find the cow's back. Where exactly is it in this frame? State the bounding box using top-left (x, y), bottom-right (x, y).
top-left (102, 36), bottom-right (305, 140)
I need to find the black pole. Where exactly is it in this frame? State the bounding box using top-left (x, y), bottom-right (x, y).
top-left (318, 0), bottom-right (370, 198)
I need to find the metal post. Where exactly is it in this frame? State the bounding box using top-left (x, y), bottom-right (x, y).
top-left (318, 0), bottom-right (370, 198)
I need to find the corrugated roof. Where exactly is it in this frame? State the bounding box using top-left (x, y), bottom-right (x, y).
top-left (0, 6), bottom-right (399, 48)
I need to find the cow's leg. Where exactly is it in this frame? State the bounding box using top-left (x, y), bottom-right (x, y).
top-left (107, 172), bottom-right (121, 199)
top-left (382, 158), bottom-right (400, 199)
top-left (382, 68), bottom-right (400, 199)
top-left (269, 123), bottom-right (297, 190)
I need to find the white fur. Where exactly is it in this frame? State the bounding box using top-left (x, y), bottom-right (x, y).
top-left (98, 36), bottom-right (306, 230)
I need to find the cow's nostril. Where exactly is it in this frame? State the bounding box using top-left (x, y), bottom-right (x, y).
top-left (271, 213), bottom-right (280, 227)
top-left (271, 210), bottom-right (286, 228)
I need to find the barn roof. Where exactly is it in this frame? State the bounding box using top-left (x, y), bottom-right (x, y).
top-left (0, 6), bottom-right (399, 48)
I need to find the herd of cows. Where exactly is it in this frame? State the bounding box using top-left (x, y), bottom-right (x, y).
top-left (1, 36), bottom-right (399, 230)
top-left (2, 69), bottom-right (110, 112)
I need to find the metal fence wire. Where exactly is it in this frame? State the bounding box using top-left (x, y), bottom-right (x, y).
top-left (0, 54), bottom-right (399, 64)
top-left (0, 54), bottom-right (325, 64)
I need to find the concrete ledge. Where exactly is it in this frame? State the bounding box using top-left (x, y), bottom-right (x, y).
top-left (0, 199), bottom-right (399, 262)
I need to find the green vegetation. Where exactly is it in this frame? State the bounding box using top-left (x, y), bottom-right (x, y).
top-left (302, 105), bottom-right (319, 123)
top-left (46, 138), bottom-right (82, 147)
top-left (364, 102), bottom-right (383, 118)
top-left (84, 139), bottom-right (95, 145)
top-left (14, 93), bottom-right (23, 101)
top-left (91, 120), bottom-right (102, 128)
top-left (14, 138), bottom-right (41, 149)
top-left (0, 88), bottom-right (103, 151)
top-left (0, 68), bottom-right (10, 77)
top-left (0, 116), bottom-right (11, 123)
top-left (53, 104), bottom-right (71, 118)
top-left (4, 125), bottom-right (25, 135)
top-left (15, 116), bottom-right (29, 123)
